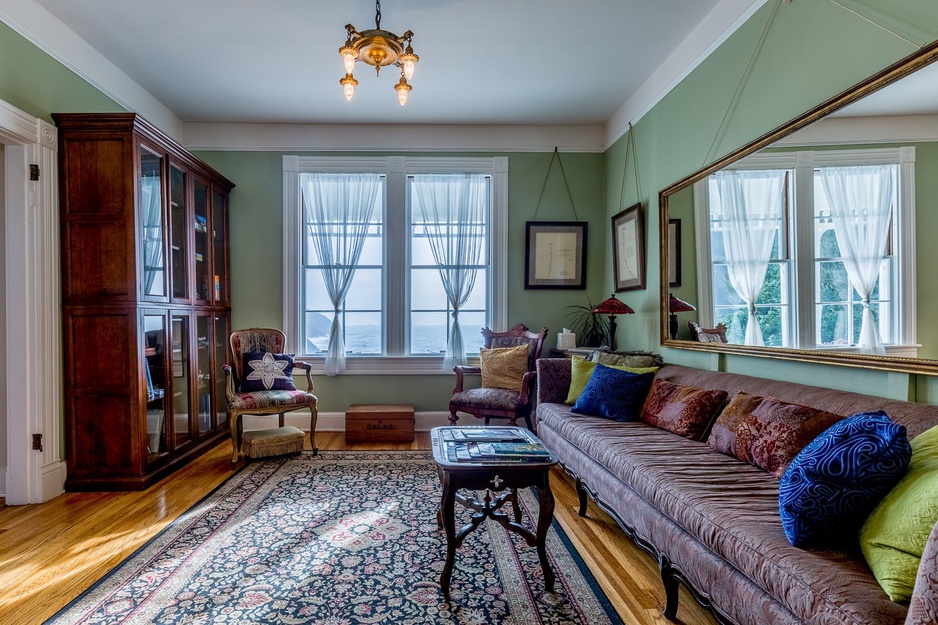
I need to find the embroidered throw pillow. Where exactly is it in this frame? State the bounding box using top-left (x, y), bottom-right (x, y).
top-left (640, 379), bottom-right (728, 440)
top-left (480, 344), bottom-right (530, 393)
top-left (707, 392), bottom-right (765, 456)
top-left (779, 411), bottom-right (911, 548)
top-left (241, 352), bottom-right (296, 392)
top-left (736, 397), bottom-right (843, 478)
top-left (861, 423), bottom-right (938, 602)
top-left (571, 364), bottom-right (656, 422)
top-left (564, 356), bottom-right (659, 405)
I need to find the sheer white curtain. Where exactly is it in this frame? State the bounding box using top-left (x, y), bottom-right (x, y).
top-left (141, 176), bottom-right (163, 295)
top-left (301, 173), bottom-right (382, 375)
top-left (715, 169), bottom-right (787, 346)
top-left (412, 174), bottom-right (487, 369)
top-left (819, 165), bottom-right (895, 354)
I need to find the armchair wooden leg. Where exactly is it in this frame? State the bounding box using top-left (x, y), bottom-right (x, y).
top-left (309, 404), bottom-right (319, 455)
top-left (229, 412), bottom-right (241, 470)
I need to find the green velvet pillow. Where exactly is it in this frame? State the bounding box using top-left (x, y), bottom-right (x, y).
top-left (564, 356), bottom-right (659, 405)
top-left (860, 423), bottom-right (938, 602)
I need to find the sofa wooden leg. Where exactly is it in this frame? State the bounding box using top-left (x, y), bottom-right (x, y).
top-left (575, 479), bottom-right (589, 517)
top-left (659, 556), bottom-right (680, 620)
top-left (448, 411), bottom-right (459, 425)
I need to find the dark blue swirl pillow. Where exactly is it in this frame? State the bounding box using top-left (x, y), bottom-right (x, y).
top-left (779, 410), bottom-right (911, 548)
top-left (571, 363), bottom-right (656, 422)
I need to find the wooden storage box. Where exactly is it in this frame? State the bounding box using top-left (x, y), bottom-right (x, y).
top-left (346, 404), bottom-right (415, 443)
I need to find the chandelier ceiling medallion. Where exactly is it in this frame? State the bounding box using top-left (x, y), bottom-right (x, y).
top-left (339, 0), bottom-right (419, 106)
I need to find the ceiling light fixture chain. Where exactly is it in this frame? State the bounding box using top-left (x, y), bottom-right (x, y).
top-left (339, 0), bottom-right (419, 106)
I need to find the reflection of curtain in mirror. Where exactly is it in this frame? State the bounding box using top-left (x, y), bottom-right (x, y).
top-left (141, 176), bottom-right (162, 295)
top-left (412, 174), bottom-right (487, 370)
top-left (301, 173), bottom-right (382, 375)
top-left (714, 170), bottom-right (786, 346)
top-left (819, 165), bottom-right (894, 355)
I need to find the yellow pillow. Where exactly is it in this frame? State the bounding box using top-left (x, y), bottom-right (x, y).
top-left (480, 344), bottom-right (530, 393)
top-left (564, 356), bottom-right (659, 405)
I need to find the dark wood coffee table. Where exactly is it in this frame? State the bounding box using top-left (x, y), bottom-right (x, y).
top-left (430, 426), bottom-right (559, 595)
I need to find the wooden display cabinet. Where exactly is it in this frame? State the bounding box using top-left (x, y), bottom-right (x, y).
top-left (54, 113), bottom-right (235, 490)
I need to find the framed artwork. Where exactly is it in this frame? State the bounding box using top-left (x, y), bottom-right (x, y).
top-left (668, 218), bottom-right (681, 287)
top-left (524, 221), bottom-right (588, 289)
top-left (612, 203), bottom-right (645, 291)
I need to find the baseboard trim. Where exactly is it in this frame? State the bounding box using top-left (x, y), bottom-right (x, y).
top-left (243, 411), bottom-right (454, 433)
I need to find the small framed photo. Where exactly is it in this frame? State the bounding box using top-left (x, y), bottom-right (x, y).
top-left (612, 203), bottom-right (645, 291)
top-left (524, 221), bottom-right (588, 289)
top-left (668, 218), bottom-right (682, 287)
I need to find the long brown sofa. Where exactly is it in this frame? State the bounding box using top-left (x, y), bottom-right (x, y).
top-left (534, 359), bottom-right (938, 625)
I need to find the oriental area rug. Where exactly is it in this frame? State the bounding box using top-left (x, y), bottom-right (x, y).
top-left (48, 451), bottom-right (623, 625)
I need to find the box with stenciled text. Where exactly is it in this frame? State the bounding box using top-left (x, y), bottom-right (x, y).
top-left (345, 404), bottom-right (415, 443)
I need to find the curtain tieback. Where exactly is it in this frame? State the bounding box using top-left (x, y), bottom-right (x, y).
top-left (748, 302), bottom-right (757, 315)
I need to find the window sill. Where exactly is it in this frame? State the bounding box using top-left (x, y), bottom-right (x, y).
top-left (294, 355), bottom-right (479, 375)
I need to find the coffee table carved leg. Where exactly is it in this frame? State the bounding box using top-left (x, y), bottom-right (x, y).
top-left (439, 472), bottom-right (458, 596)
top-left (535, 478), bottom-right (556, 592)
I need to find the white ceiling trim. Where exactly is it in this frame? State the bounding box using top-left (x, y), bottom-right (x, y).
top-left (182, 122), bottom-right (606, 153)
top-left (776, 114), bottom-right (938, 146)
top-left (604, 0), bottom-right (770, 150)
top-left (0, 0), bottom-right (181, 138)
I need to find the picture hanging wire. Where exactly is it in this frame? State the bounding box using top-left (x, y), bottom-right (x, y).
top-left (618, 122), bottom-right (642, 210)
top-left (531, 147), bottom-right (580, 221)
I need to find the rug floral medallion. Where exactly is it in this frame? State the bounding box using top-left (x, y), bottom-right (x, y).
top-left (48, 451), bottom-right (623, 625)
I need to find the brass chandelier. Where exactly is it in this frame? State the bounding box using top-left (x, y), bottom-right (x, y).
top-left (339, 0), bottom-right (419, 106)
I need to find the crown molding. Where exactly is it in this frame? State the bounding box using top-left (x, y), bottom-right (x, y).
top-left (775, 114), bottom-right (938, 146)
top-left (183, 122), bottom-right (606, 153)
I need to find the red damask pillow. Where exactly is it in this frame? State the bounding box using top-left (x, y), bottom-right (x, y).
top-left (707, 392), bottom-right (764, 455)
top-left (640, 380), bottom-right (728, 440)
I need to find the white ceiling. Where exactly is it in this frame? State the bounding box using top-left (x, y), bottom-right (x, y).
top-left (27, 0), bottom-right (728, 126)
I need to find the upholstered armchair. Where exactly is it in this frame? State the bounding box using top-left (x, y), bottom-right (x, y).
top-left (449, 324), bottom-right (548, 430)
top-left (224, 328), bottom-right (318, 468)
top-left (688, 321), bottom-right (729, 343)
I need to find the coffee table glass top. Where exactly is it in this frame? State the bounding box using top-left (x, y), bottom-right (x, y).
top-left (432, 426), bottom-right (557, 466)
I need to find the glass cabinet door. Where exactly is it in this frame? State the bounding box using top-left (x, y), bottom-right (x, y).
top-left (212, 189), bottom-right (228, 303)
top-left (215, 315), bottom-right (230, 429)
top-left (194, 178), bottom-right (210, 301)
top-left (144, 313), bottom-right (167, 464)
top-left (196, 315), bottom-right (213, 435)
top-left (140, 149), bottom-right (165, 298)
top-left (170, 164), bottom-right (189, 300)
top-left (171, 314), bottom-right (192, 449)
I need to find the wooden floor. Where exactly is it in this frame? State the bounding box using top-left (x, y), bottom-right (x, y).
top-left (0, 432), bottom-right (717, 625)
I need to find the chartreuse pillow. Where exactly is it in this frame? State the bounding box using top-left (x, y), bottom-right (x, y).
top-left (564, 356), bottom-right (658, 405)
top-left (860, 423), bottom-right (938, 602)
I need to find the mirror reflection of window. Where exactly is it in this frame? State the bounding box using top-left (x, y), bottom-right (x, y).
top-left (696, 148), bottom-right (915, 356)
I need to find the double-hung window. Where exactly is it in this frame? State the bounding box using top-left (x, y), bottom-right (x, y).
top-left (695, 147), bottom-right (916, 355)
top-left (283, 156), bottom-right (508, 374)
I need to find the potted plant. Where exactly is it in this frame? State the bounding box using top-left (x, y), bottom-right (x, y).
top-left (565, 297), bottom-right (610, 348)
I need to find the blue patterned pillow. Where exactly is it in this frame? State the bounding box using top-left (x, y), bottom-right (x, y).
top-left (571, 363), bottom-right (656, 422)
top-left (241, 352), bottom-right (296, 392)
top-left (779, 410), bottom-right (911, 548)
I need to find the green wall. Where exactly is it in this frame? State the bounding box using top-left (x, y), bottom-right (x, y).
top-left (606, 0), bottom-right (938, 400)
top-left (195, 150), bottom-right (606, 413)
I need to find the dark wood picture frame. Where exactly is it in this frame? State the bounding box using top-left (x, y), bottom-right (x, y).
top-left (612, 203), bottom-right (645, 291)
top-left (524, 221), bottom-right (588, 289)
top-left (668, 218), bottom-right (681, 287)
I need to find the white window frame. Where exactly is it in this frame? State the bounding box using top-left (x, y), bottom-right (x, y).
top-left (694, 147), bottom-right (916, 356)
top-left (282, 155), bottom-right (508, 374)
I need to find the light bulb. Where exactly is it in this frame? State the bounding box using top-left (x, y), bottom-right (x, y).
top-left (400, 47), bottom-right (418, 81)
top-left (340, 74), bottom-right (358, 102)
top-left (403, 58), bottom-right (415, 81)
top-left (394, 76), bottom-right (412, 106)
top-left (397, 87), bottom-right (408, 106)
top-left (343, 52), bottom-right (356, 74)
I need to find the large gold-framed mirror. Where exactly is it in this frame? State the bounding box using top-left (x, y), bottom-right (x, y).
top-left (659, 41), bottom-right (938, 375)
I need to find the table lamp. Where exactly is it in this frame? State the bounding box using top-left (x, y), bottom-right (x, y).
top-left (591, 294), bottom-right (635, 351)
top-left (668, 293), bottom-right (696, 340)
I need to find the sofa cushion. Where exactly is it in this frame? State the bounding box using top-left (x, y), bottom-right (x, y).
top-left (707, 391), bottom-right (764, 455)
top-left (778, 410), bottom-right (911, 548)
top-left (861, 423), bottom-right (938, 602)
top-left (571, 364), bottom-right (655, 422)
top-left (639, 379), bottom-right (728, 440)
top-left (590, 348), bottom-right (664, 369)
top-left (565, 356), bottom-right (659, 405)
top-left (535, 404), bottom-right (908, 624)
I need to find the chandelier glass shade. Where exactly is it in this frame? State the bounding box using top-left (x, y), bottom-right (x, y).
top-left (339, 1), bottom-right (418, 106)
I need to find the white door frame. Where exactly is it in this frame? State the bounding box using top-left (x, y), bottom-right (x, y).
top-left (1, 97), bottom-right (64, 504)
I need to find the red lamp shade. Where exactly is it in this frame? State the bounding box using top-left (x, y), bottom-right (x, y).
top-left (668, 293), bottom-right (696, 313)
top-left (591, 294), bottom-right (635, 316)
